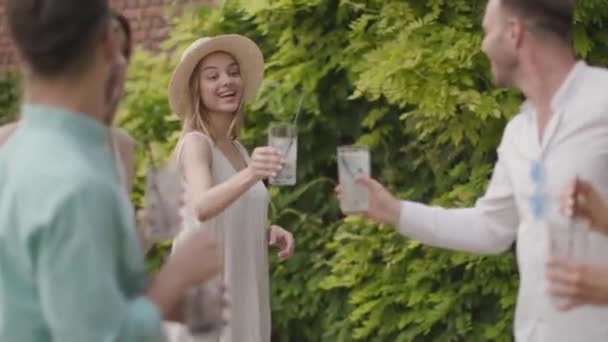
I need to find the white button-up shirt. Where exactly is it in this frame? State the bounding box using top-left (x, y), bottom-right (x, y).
top-left (399, 61), bottom-right (608, 341)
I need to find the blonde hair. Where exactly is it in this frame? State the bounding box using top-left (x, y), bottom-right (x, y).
top-left (180, 57), bottom-right (244, 143)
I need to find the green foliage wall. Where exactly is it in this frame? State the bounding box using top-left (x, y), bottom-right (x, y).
top-left (0, 74), bottom-right (21, 124)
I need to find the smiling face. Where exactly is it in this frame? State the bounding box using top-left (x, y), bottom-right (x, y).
top-left (197, 51), bottom-right (244, 114)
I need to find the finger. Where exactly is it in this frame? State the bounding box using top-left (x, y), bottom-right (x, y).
top-left (264, 146), bottom-right (282, 157)
top-left (251, 159), bottom-right (283, 171)
top-left (278, 240), bottom-right (293, 260)
top-left (546, 288), bottom-right (582, 311)
top-left (255, 146), bottom-right (282, 158)
top-left (575, 179), bottom-right (593, 196)
top-left (335, 184), bottom-right (343, 194)
top-left (221, 293), bottom-right (230, 307)
top-left (546, 258), bottom-right (580, 278)
top-left (560, 186), bottom-right (575, 217)
top-left (547, 280), bottom-right (580, 298)
top-left (575, 196), bottom-right (592, 219)
top-left (355, 176), bottom-right (379, 190)
top-left (252, 158), bottom-right (284, 171)
top-left (269, 232), bottom-right (277, 246)
top-left (251, 164), bottom-right (282, 178)
top-left (286, 233), bottom-right (295, 255)
top-left (546, 267), bottom-right (587, 298)
top-left (255, 162), bottom-right (283, 174)
top-left (252, 153), bottom-right (283, 164)
top-left (557, 298), bottom-right (582, 311)
top-left (278, 245), bottom-right (290, 260)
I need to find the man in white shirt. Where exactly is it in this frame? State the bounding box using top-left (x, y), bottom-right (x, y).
top-left (341, 0), bottom-right (608, 341)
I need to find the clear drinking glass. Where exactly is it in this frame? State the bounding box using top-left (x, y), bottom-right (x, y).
top-left (184, 278), bottom-right (224, 338)
top-left (143, 164), bottom-right (182, 241)
top-left (545, 197), bottom-right (590, 307)
top-left (268, 123), bottom-right (297, 186)
top-left (337, 145), bottom-right (370, 213)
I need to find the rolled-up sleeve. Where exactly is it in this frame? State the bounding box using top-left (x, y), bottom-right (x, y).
top-left (34, 180), bottom-right (165, 342)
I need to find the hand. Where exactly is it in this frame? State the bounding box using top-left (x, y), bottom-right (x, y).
top-left (165, 229), bottom-right (223, 289)
top-left (546, 257), bottom-right (608, 310)
top-left (335, 176), bottom-right (401, 226)
top-left (247, 146), bottom-right (285, 180)
top-left (560, 178), bottom-right (608, 235)
top-left (268, 225), bottom-right (294, 261)
top-left (166, 284), bottom-right (231, 324)
top-left (147, 229), bottom-right (222, 319)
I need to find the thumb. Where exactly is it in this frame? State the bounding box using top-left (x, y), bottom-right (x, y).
top-left (575, 179), bottom-right (594, 198)
top-left (356, 176), bottom-right (379, 190)
top-left (268, 227), bottom-right (277, 245)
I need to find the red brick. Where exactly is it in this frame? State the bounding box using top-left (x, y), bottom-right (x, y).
top-left (129, 20), bottom-right (141, 30)
top-left (151, 17), bottom-right (165, 28)
top-left (144, 6), bottom-right (164, 17)
top-left (151, 27), bottom-right (170, 40)
top-left (123, 8), bottom-right (142, 19)
top-left (0, 0), bottom-right (217, 71)
top-left (141, 18), bottom-right (153, 30)
top-left (110, 0), bottom-right (125, 8)
top-left (133, 30), bottom-right (147, 43)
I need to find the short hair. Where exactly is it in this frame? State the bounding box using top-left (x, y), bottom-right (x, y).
top-left (500, 0), bottom-right (575, 42)
top-left (6, 0), bottom-right (111, 76)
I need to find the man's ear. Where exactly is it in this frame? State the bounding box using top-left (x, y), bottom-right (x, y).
top-left (100, 19), bottom-right (120, 64)
top-left (507, 16), bottom-right (526, 50)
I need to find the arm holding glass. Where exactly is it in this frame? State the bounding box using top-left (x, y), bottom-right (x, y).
top-left (36, 178), bottom-right (221, 341)
top-left (336, 150), bottom-right (519, 255)
top-left (180, 134), bottom-right (284, 222)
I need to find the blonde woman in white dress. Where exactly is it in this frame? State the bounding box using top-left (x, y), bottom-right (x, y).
top-left (165, 35), bottom-right (295, 342)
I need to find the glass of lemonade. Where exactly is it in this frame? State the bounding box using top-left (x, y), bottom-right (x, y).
top-left (337, 145), bottom-right (370, 213)
top-left (185, 278), bottom-right (224, 338)
top-left (544, 197), bottom-right (590, 307)
top-left (144, 164), bottom-right (182, 241)
top-left (268, 123), bottom-right (297, 186)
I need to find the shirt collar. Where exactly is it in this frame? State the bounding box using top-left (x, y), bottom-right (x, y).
top-left (21, 104), bottom-right (109, 146)
top-left (520, 60), bottom-right (587, 115)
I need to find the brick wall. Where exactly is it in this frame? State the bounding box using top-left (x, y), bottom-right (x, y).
top-left (0, 0), bottom-right (214, 72)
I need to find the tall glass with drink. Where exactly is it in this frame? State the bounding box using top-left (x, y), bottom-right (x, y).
top-left (184, 277), bottom-right (224, 338)
top-left (268, 123), bottom-right (297, 186)
top-left (337, 145), bottom-right (370, 213)
top-left (144, 164), bottom-right (182, 241)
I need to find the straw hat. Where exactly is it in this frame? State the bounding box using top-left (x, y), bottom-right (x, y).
top-left (168, 34), bottom-right (265, 117)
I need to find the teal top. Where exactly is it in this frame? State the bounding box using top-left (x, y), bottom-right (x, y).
top-left (0, 105), bottom-right (164, 341)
